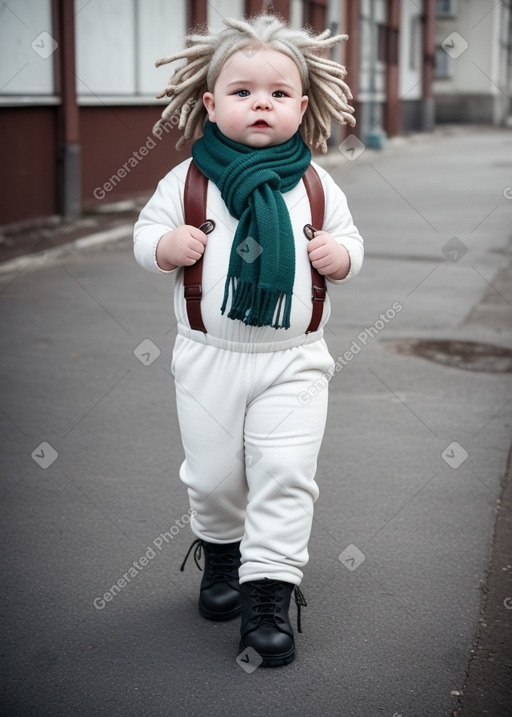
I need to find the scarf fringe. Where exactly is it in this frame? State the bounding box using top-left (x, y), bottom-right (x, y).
top-left (222, 278), bottom-right (292, 330)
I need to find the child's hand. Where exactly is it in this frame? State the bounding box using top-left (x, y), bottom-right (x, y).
top-left (307, 231), bottom-right (351, 280)
top-left (156, 225), bottom-right (208, 271)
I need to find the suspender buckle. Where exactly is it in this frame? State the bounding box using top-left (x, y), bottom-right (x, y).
top-left (184, 285), bottom-right (202, 301)
top-left (303, 223), bottom-right (316, 241)
top-left (199, 220), bottom-right (215, 235)
top-left (312, 284), bottom-right (326, 302)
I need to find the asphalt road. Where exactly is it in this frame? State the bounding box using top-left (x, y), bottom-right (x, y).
top-left (1, 126), bottom-right (511, 716)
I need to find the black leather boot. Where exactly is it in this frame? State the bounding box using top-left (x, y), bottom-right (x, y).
top-left (239, 578), bottom-right (307, 667)
top-left (180, 538), bottom-right (241, 621)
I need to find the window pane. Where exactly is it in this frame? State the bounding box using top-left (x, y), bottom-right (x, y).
top-left (137, 0), bottom-right (186, 96)
top-left (0, 0), bottom-right (55, 95)
top-left (435, 46), bottom-right (452, 78)
top-left (436, 0), bottom-right (455, 17)
top-left (75, 0), bottom-right (136, 96)
top-left (207, 0), bottom-right (245, 33)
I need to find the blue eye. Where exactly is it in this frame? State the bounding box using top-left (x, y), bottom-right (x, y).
top-left (272, 91), bottom-right (287, 98)
top-left (235, 89), bottom-right (250, 97)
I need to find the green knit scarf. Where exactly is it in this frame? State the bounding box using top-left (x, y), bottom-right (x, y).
top-left (191, 121), bottom-right (311, 329)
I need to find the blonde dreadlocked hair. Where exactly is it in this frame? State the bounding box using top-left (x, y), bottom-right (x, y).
top-left (154, 14), bottom-right (355, 153)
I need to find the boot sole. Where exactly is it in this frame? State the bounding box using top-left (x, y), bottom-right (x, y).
top-left (199, 602), bottom-right (241, 621)
top-left (239, 640), bottom-right (295, 667)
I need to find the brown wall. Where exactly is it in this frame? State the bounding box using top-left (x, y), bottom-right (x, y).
top-left (245, 0), bottom-right (290, 18)
top-left (80, 106), bottom-right (186, 209)
top-left (304, 0), bottom-right (327, 29)
top-left (0, 105), bottom-right (187, 224)
top-left (0, 108), bottom-right (58, 224)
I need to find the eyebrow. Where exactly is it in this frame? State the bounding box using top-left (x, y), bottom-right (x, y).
top-left (225, 80), bottom-right (252, 88)
top-left (225, 78), bottom-right (296, 90)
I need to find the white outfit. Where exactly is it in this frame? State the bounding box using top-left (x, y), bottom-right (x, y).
top-left (134, 157), bottom-right (363, 585)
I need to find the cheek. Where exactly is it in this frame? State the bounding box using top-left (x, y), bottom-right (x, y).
top-left (283, 106), bottom-right (304, 130)
top-left (216, 106), bottom-right (242, 132)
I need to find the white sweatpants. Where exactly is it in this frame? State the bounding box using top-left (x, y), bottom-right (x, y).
top-left (171, 330), bottom-right (334, 586)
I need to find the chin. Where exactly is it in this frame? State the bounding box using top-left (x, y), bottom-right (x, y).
top-left (245, 134), bottom-right (280, 148)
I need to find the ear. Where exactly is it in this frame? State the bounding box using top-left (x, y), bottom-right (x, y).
top-left (299, 95), bottom-right (309, 122)
top-left (203, 92), bottom-right (216, 122)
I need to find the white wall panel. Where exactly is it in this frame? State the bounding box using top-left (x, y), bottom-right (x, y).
top-left (207, 0), bottom-right (245, 33)
top-left (399, 0), bottom-right (422, 100)
top-left (76, 0), bottom-right (136, 96)
top-left (0, 0), bottom-right (54, 95)
top-left (137, 0), bottom-right (186, 95)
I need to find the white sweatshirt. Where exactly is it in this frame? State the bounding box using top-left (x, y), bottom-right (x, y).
top-left (134, 158), bottom-right (363, 348)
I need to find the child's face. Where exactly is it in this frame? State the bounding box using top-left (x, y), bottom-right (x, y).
top-left (203, 46), bottom-right (308, 148)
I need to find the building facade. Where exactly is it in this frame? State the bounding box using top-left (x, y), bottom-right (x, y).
top-left (433, 0), bottom-right (512, 125)
top-left (1, 0), bottom-right (439, 225)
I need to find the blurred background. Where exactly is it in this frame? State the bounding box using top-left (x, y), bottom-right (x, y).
top-left (1, 0), bottom-right (511, 229)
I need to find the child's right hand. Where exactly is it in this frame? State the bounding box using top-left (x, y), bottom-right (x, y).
top-left (156, 225), bottom-right (208, 271)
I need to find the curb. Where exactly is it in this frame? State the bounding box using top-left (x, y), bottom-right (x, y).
top-left (0, 223), bottom-right (133, 275)
top-left (455, 444), bottom-right (512, 716)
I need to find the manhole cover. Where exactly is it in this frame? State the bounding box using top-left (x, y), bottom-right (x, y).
top-left (383, 339), bottom-right (512, 373)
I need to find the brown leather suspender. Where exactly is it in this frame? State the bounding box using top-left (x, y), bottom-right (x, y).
top-left (183, 161), bottom-right (209, 333)
top-left (183, 162), bottom-right (326, 334)
top-left (302, 165), bottom-right (326, 334)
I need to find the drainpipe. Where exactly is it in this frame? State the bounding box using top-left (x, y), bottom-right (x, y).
top-left (55, 0), bottom-right (81, 219)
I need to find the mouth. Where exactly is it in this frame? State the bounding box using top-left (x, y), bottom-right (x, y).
top-left (251, 120), bottom-right (270, 128)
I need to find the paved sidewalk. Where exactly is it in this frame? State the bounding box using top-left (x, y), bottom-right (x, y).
top-left (1, 126), bottom-right (511, 716)
top-left (0, 199), bottom-right (145, 268)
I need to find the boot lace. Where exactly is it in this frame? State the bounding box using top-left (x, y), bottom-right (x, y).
top-left (247, 580), bottom-right (307, 633)
top-left (180, 538), bottom-right (240, 583)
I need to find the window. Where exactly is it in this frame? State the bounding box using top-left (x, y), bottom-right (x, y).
top-left (409, 15), bottom-right (422, 70)
top-left (207, 0), bottom-right (244, 33)
top-left (434, 45), bottom-right (453, 78)
top-left (0, 0), bottom-right (55, 97)
top-left (436, 0), bottom-right (457, 18)
top-left (75, 0), bottom-right (186, 100)
top-left (377, 24), bottom-right (387, 63)
top-left (378, 24), bottom-right (399, 65)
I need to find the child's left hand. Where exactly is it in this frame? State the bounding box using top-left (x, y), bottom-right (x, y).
top-left (307, 231), bottom-right (351, 281)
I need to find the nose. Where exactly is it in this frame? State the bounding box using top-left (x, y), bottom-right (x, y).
top-left (253, 93), bottom-right (272, 110)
